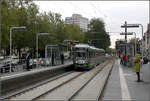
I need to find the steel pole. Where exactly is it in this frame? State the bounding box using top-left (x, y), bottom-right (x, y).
top-left (140, 24), bottom-right (144, 60)
top-left (51, 46), bottom-right (52, 66)
top-left (125, 21), bottom-right (127, 54)
top-left (36, 34), bottom-right (38, 67)
top-left (134, 32), bottom-right (136, 56)
top-left (0, 4), bottom-right (1, 57)
top-left (45, 45), bottom-right (48, 66)
top-left (9, 28), bottom-right (12, 72)
top-left (138, 24), bottom-right (144, 79)
top-left (45, 45), bottom-right (48, 59)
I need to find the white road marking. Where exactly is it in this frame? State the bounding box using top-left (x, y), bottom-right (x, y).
top-left (119, 60), bottom-right (131, 100)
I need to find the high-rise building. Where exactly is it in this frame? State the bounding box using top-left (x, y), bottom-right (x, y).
top-left (65, 14), bottom-right (89, 32)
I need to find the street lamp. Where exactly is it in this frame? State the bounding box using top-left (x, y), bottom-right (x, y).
top-left (36, 33), bottom-right (49, 67)
top-left (130, 32), bottom-right (137, 56)
top-left (9, 26), bottom-right (26, 72)
top-left (45, 44), bottom-right (53, 59)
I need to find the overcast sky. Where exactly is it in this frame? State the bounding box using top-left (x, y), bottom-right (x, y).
top-left (34, 1), bottom-right (149, 48)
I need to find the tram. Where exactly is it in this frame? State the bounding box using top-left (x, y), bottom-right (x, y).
top-left (72, 44), bottom-right (105, 70)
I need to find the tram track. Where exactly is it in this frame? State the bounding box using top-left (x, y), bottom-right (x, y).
top-left (4, 71), bottom-right (84, 101)
top-left (72, 59), bottom-right (114, 101)
top-left (35, 59), bottom-right (110, 101)
top-left (4, 59), bottom-right (113, 101)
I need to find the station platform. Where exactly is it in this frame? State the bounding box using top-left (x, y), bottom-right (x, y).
top-left (1, 61), bottom-right (73, 81)
top-left (102, 59), bottom-right (150, 100)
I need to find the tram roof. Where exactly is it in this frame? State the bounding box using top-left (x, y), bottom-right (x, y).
top-left (74, 44), bottom-right (90, 48)
top-left (74, 44), bottom-right (105, 52)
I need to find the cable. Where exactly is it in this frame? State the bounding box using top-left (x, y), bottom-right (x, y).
top-left (90, 2), bottom-right (99, 18)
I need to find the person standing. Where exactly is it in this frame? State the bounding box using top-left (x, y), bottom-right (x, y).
top-left (61, 53), bottom-right (64, 64)
top-left (26, 53), bottom-right (31, 71)
top-left (52, 53), bottom-right (54, 66)
top-left (134, 52), bottom-right (141, 82)
top-left (120, 52), bottom-right (124, 64)
top-left (123, 53), bottom-right (128, 66)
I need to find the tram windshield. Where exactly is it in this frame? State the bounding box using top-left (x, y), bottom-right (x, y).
top-left (74, 52), bottom-right (87, 59)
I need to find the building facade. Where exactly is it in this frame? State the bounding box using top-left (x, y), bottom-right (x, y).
top-left (65, 14), bottom-right (89, 32)
top-left (143, 24), bottom-right (150, 59)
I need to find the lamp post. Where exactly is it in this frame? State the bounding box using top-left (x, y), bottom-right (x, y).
top-left (9, 26), bottom-right (26, 72)
top-left (36, 33), bottom-right (49, 67)
top-left (132, 32), bottom-right (137, 56)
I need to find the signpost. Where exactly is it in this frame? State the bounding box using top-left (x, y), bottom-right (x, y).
top-left (121, 22), bottom-right (140, 54)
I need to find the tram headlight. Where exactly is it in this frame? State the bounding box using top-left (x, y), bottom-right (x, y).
top-left (75, 61), bottom-right (78, 63)
top-left (75, 60), bottom-right (86, 64)
top-left (82, 60), bottom-right (85, 64)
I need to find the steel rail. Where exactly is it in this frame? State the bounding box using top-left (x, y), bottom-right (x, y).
top-left (68, 60), bottom-right (110, 101)
top-left (96, 59), bottom-right (115, 101)
top-left (32, 72), bottom-right (86, 101)
top-left (4, 71), bottom-right (73, 100)
top-left (35, 60), bottom-right (109, 101)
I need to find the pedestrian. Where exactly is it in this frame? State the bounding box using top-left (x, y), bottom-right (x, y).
top-left (26, 53), bottom-right (31, 71)
top-left (120, 52), bottom-right (124, 64)
top-left (52, 53), bottom-right (54, 66)
top-left (61, 53), bottom-right (64, 64)
top-left (123, 53), bottom-right (128, 66)
top-left (134, 52), bottom-right (141, 82)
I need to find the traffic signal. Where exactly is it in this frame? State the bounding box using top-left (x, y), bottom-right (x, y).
top-left (72, 41), bottom-right (79, 45)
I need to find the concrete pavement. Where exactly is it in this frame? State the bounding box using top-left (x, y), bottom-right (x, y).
top-left (102, 59), bottom-right (150, 100)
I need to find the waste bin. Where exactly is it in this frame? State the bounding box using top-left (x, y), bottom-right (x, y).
top-left (142, 62), bottom-right (150, 83)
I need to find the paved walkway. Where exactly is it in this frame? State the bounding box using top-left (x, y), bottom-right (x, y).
top-left (102, 59), bottom-right (150, 101)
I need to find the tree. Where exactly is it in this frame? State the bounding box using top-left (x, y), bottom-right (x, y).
top-left (1, 0), bottom-right (39, 57)
top-left (85, 18), bottom-right (110, 50)
top-left (64, 24), bottom-right (84, 42)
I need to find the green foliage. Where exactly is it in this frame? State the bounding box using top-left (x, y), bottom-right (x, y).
top-left (106, 48), bottom-right (111, 53)
top-left (64, 24), bottom-right (84, 42)
top-left (1, 0), bottom-right (110, 57)
top-left (1, 0), bottom-right (84, 57)
top-left (85, 18), bottom-right (110, 50)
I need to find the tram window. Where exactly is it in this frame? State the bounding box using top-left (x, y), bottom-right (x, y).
top-left (75, 52), bottom-right (86, 58)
